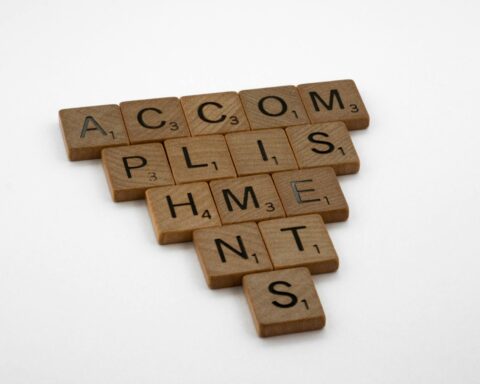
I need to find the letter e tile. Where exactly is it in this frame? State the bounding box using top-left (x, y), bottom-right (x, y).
top-left (272, 167), bottom-right (348, 222)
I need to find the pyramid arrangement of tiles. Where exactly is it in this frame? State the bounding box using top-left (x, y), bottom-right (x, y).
top-left (59, 80), bottom-right (369, 337)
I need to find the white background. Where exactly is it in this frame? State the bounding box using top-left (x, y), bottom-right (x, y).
top-left (1, 0), bottom-right (479, 383)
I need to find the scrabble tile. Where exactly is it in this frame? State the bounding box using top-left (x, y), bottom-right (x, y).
top-left (193, 223), bottom-right (273, 289)
top-left (258, 215), bottom-right (338, 274)
top-left (59, 104), bottom-right (129, 161)
top-left (146, 182), bottom-right (221, 244)
top-left (119, 97), bottom-right (190, 144)
top-left (272, 167), bottom-right (348, 222)
top-left (181, 92), bottom-right (250, 136)
top-left (164, 135), bottom-right (236, 184)
top-left (285, 122), bottom-right (360, 175)
top-left (102, 143), bottom-right (174, 202)
top-left (297, 80), bottom-right (369, 130)
top-left (239, 86), bottom-right (309, 130)
top-left (210, 175), bottom-right (285, 225)
top-left (243, 267), bottom-right (325, 337)
top-left (225, 128), bottom-right (298, 176)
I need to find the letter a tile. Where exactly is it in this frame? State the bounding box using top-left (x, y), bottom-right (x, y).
top-left (243, 267), bottom-right (326, 337)
top-left (146, 182), bottom-right (221, 244)
top-left (193, 223), bottom-right (273, 289)
top-left (59, 104), bottom-right (129, 161)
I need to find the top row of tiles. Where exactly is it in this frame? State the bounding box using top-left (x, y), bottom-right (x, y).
top-left (60, 80), bottom-right (369, 161)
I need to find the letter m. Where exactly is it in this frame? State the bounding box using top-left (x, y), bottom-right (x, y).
top-left (222, 186), bottom-right (259, 211)
top-left (309, 89), bottom-right (344, 111)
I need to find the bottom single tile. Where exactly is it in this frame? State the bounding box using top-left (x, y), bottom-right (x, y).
top-left (243, 267), bottom-right (325, 337)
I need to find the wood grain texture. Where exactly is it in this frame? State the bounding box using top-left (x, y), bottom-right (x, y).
top-left (243, 267), bottom-right (325, 337)
top-left (258, 214), bottom-right (338, 274)
top-left (181, 92), bottom-right (250, 136)
top-left (59, 104), bottom-right (129, 161)
top-left (239, 86), bottom-right (309, 130)
top-left (101, 143), bottom-right (174, 202)
top-left (210, 175), bottom-right (285, 225)
top-left (286, 122), bottom-right (360, 175)
top-left (193, 222), bottom-right (273, 289)
top-left (225, 128), bottom-right (298, 176)
top-left (146, 182), bottom-right (221, 244)
top-left (272, 167), bottom-right (349, 222)
top-left (120, 97), bottom-right (190, 144)
top-left (297, 80), bottom-right (369, 130)
top-left (164, 135), bottom-right (236, 184)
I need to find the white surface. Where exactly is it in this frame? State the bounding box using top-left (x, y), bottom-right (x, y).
top-left (1, 0), bottom-right (479, 383)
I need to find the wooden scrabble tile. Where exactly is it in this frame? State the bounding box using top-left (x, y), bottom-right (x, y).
top-left (258, 215), bottom-right (338, 274)
top-left (119, 97), bottom-right (190, 144)
top-left (272, 167), bottom-right (348, 222)
top-left (239, 86), bottom-right (309, 130)
top-left (225, 128), bottom-right (298, 176)
top-left (210, 175), bottom-right (285, 225)
top-left (243, 267), bottom-right (325, 337)
top-left (164, 135), bottom-right (236, 184)
top-left (193, 223), bottom-right (273, 289)
top-left (181, 92), bottom-right (250, 136)
top-left (102, 143), bottom-right (174, 202)
top-left (146, 182), bottom-right (221, 244)
top-left (297, 80), bottom-right (369, 130)
top-left (285, 122), bottom-right (360, 175)
top-left (59, 104), bottom-right (129, 161)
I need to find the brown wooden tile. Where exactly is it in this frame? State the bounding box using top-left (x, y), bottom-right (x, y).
top-left (225, 128), bottom-right (298, 176)
top-left (258, 214), bottom-right (338, 274)
top-left (146, 182), bottom-right (221, 244)
top-left (297, 80), bottom-right (369, 130)
top-left (239, 86), bottom-right (309, 130)
top-left (119, 97), bottom-right (190, 144)
top-left (243, 267), bottom-right (325, 337)
top-left (210, 175), bottom-right (285, 225)
top-left (272, 167), bottom-right (348, 222)
top-left (193, 222), bottom-right (273, 289)
top-left (101, 143), bottom-right (174, 202)
top-left (285, 122), bottom-right (360, 175)
top-left (59, 104), bottom-right (129, 161)
top-left (164, 135), bottom-right (236, 184)
top-left (181, 92), bottom-right (250, 136)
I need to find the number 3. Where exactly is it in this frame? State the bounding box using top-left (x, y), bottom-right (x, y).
top-left (265, 202), bottom-right (275, 212)
top-left (148, 172), bottom-right (157, 181)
